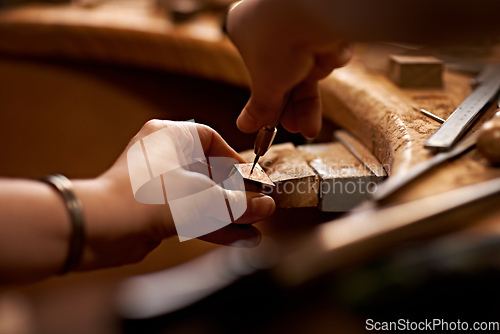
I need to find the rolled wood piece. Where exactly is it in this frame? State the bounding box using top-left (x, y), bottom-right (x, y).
top-left (297, 142), bottom-right (383, 212)
top-left (388, 55), bottom-right (443, 88)
top-left (239, 143), bottom-right (319, 208)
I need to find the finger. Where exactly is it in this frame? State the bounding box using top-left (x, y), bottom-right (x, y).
top-left (279, 97), bottom-right (300, 133)
top-left (195, 124), bottom-right (245, 163)
top-left (307, 53), bottom-right (339, 81)
top-left (310, 42), bottom-right (353, 79)
top-left (132, 120), bottom-right (244, 163)
top-left (237, 88), bottom-right (289, 133)
top-left (128, 119), bottom-right (172, 146)
top-left (198, 224), bottom-right (261, 248)
top-left (231, 192), bottom-right (275, 224)
top-left (307, 44), bottom-right (352, 81)
top-left (335, 42), bottom-right (353, 68)
top-left (282, 81), bottom-right (322, 138)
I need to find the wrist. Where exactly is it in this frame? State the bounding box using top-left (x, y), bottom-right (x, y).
top-left (71, 176), bottom-right (174, 271)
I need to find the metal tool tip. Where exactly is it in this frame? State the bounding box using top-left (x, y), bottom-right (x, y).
top-left (250, 155), bottom-right (259, 174)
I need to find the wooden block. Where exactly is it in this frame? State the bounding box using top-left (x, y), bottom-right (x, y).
top-left (297, 142), bottom-right (383, 212)
top-left (239, 143), bottom-right (319, 208)
top-left (388, 55), bottom-right (443, 88)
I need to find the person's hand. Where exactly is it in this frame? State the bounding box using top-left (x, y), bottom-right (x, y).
top-left (0, 120), bottom-right (274, 283)
top-left (226, 0), bottom-right (352, 138)
top-left (78, 120), bottom-right (275, 271)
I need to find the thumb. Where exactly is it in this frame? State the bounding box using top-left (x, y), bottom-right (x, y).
top-left (168, 180), bottom-right (240, 242)
top-left (237, 89), bottom-right (289, 133)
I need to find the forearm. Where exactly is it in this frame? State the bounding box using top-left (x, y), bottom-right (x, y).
top-left (0, 177), bottom-right (173, 284)
top-left (293, 0), bottom-right (500, 44)
top-left (0, 179), bottom-right (70, 282)
top-left (234, 0), bottom-right (500, 47)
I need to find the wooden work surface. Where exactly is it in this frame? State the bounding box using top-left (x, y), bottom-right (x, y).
top-left (1, 2), bottom-right (500, 333)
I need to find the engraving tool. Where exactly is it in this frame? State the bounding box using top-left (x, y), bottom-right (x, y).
top-left (250, 94), bottom-right (290, 174)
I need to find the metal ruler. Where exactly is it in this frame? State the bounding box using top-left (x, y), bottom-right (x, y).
top-left (425, 64), bottom-right (500, 152)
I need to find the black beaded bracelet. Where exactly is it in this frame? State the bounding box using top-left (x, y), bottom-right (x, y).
top-left (42, 174), bottom-right (86, 274)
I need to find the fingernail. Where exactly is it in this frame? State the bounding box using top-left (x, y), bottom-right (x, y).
top-left (251, 195), bottom-right (275, 217)
top-left (237, 111), bottom-right (259, 133)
